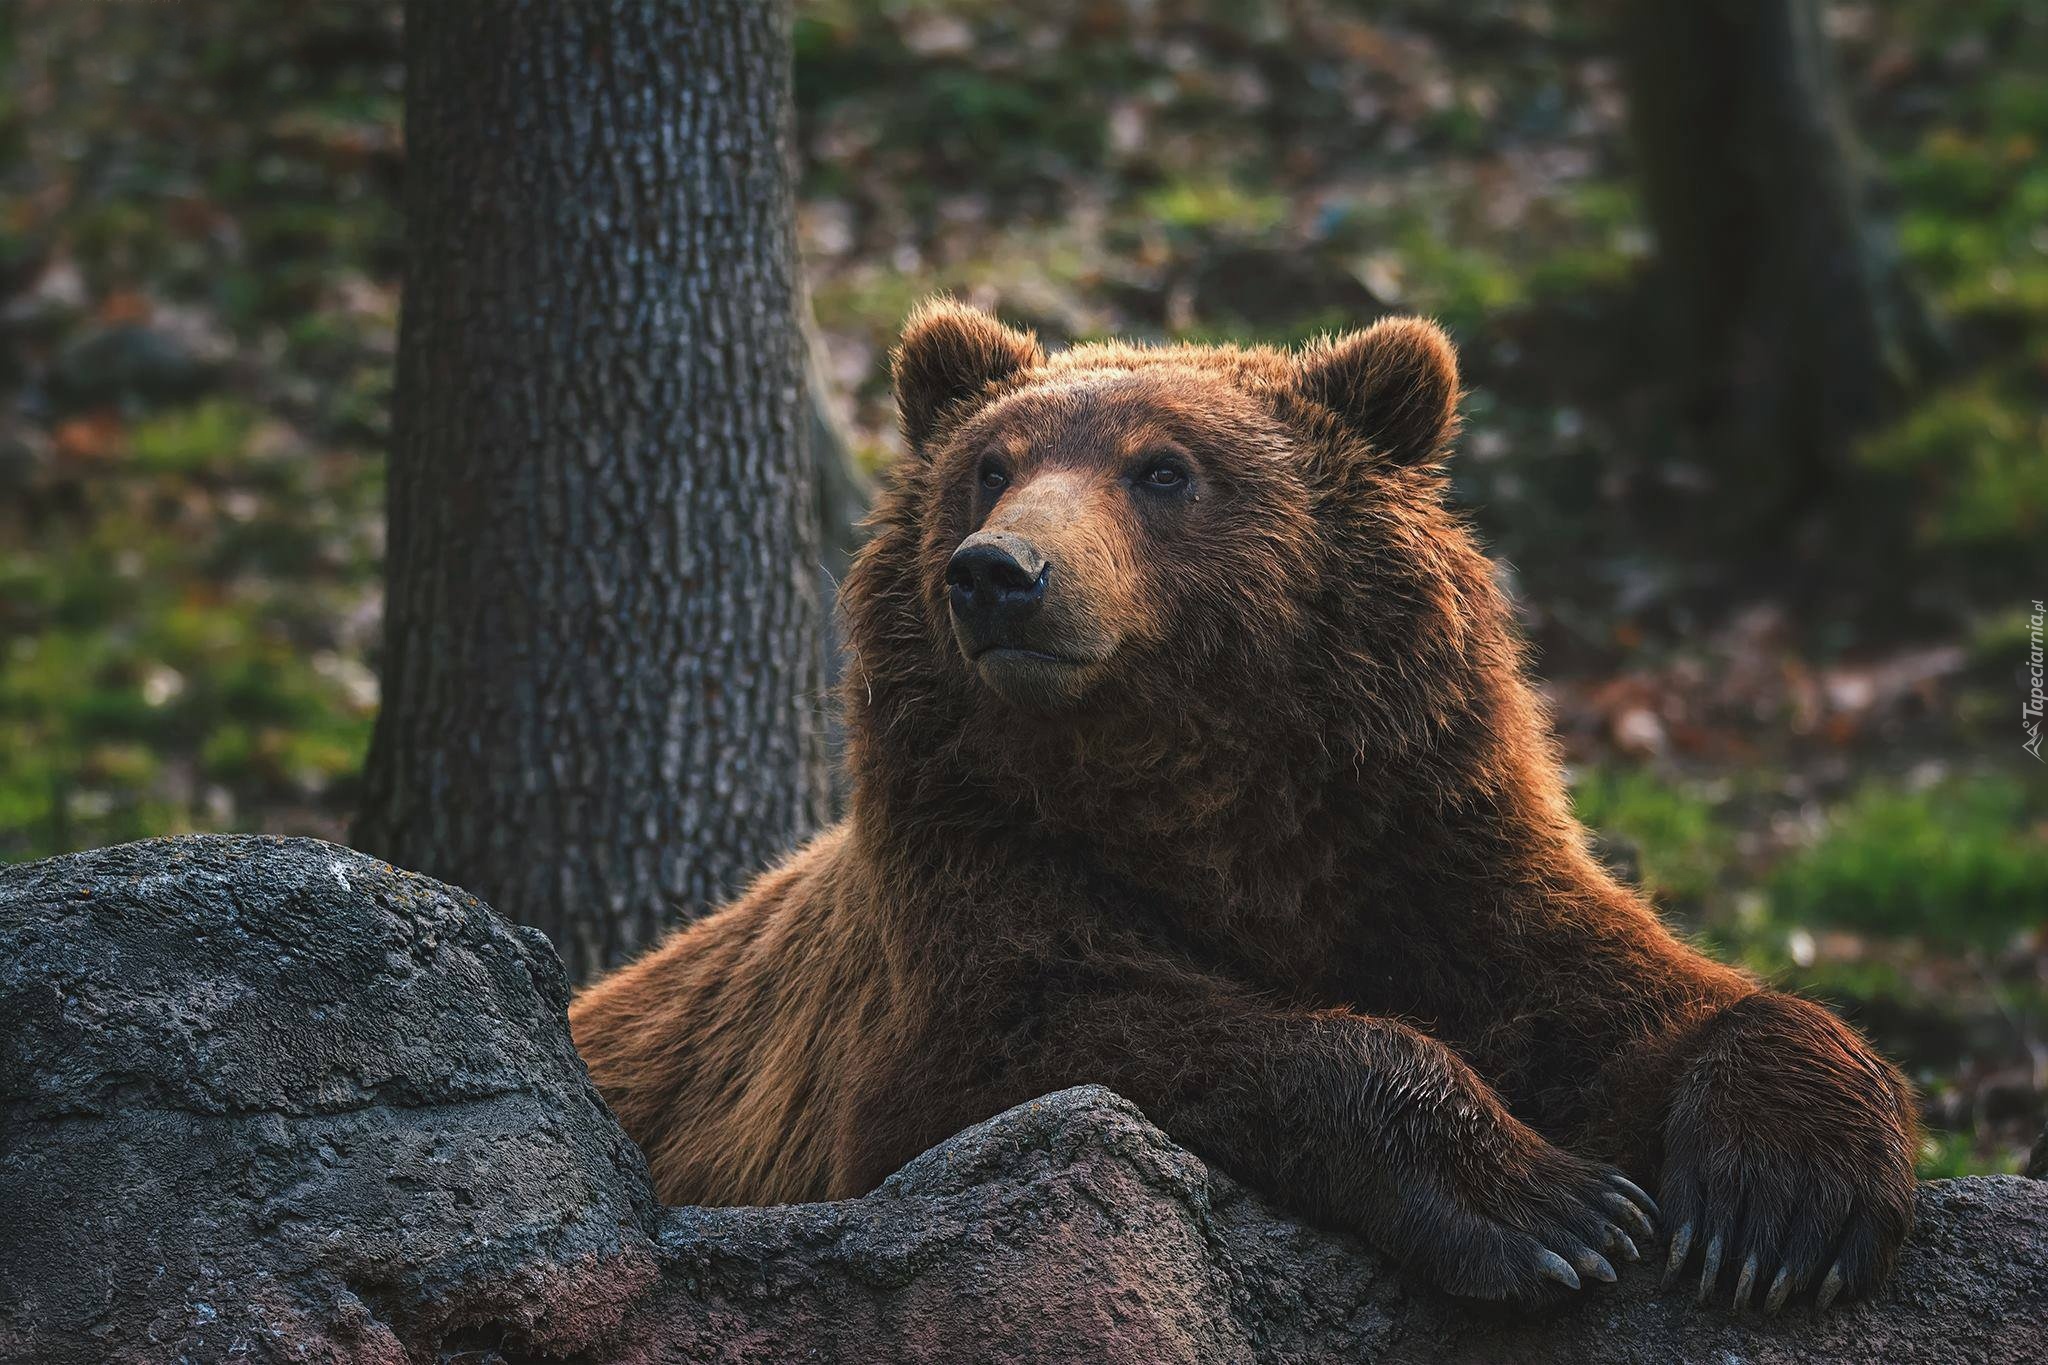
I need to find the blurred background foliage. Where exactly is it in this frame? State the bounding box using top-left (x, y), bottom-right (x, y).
top-left (1, 0), bottom-right (2041, 1174)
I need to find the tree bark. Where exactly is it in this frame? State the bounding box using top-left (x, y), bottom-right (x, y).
top-left (355, 0), bottom-right (828, 983)
top-left (1615, 0), bottom-right (1941, 520)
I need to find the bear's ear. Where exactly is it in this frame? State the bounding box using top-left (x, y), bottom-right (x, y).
top-left (891, 298), bottom-right (1045, 454)
top-left (1292, 317), bottom-right (1461, 468)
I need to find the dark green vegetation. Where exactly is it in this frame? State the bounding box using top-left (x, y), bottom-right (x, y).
top-left (1, 2), bottom-right (2040, 1172)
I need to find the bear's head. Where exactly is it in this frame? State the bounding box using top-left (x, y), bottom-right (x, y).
top-left (844, 298), bottom-right (1523, 842)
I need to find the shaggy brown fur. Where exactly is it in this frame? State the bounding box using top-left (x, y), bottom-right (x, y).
top-left (571, 300), bottom-right (1917, 1310)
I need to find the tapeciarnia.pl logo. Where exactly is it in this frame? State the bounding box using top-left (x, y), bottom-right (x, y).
top-left (2026, 599), bottom-right (2045, 761)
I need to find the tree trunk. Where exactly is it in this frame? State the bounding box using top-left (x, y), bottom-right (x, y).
top-left (1616, 0), bottom-right (1941, 521)
top-left (355, 0), bottom-right (828, 983)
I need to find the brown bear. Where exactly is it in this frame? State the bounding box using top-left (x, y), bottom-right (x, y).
top-left (569, 300), bottom-right (1917, 1311)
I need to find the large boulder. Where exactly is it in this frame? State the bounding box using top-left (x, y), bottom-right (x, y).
top-left (3, 836), bottom-right (2044, 1363)
top-left (0, 836), bottom-right (660, 1362)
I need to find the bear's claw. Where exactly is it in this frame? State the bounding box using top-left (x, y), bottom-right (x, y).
top-left (1654, 991), bottom-right (1916, 1313)
top-left (1733, 1253), bottom-right (1760, 1310)
top-left (1696, 1232), bottom-right (1725, 1305)
top-left (1536, 1250), bottom-right (1581, 1289)
top-left (1420, 1151), bottom-right (1659, 1305)
top-left (1816, 1263), bottom-right (1846, 1312)
top-left (1609, 1173), bottom-right (1659, 1219)
top-left (1564, 1243), bottom-right (1618, 1283)
top-left (1659, 1147), bottom-right (1911, 1312)
top-left (1658, 1171), bottom-right (1903, 1312)
top-left (1661, 1220), bottom-right (1694, 1288)
top-left (1604, 1189), bottom-right (1656, 1242)
top-left (1764, 1264), bottom-right (1795, 1313)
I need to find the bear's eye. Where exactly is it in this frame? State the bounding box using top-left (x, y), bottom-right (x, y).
top-left (978, 459), bottom-right (1009, 493)
top-left (1135, 457), bottom-right (1190, 493)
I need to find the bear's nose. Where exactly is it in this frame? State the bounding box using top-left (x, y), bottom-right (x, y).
top-left (946, 534), bottom-right (1048, 633)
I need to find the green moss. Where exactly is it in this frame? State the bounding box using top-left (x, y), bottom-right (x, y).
top-left (1767, 776), bottom-right (2048, 948)
top-left (1771, 955), bottom-right (1916, 1006)
top-left (128, 399), bottom-right (259, 474)
top-left (1397, 237), bottom-right (1526, 327)
top-left (1860, 378), bottom-right (2048, 548)
top-left (1915, 1129), bottom-right (2024, 1180)
top-left (1895, 129), bottom-right (2048, 323)
top-left (1524, 246), bottom-right (1637, 296)
top-left (810, 269), bottom-right (938, 345)
top-left (1140, 177), bottom-right (1287, 238)
top-left (1967, 605), bottom-right (2044, 668)
top-left (1571, 767), bottom-right (1733, 911)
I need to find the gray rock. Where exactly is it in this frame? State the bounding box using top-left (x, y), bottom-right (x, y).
top-left (0, 835), bottom-right (659, 1362)
top-left (3, 835), bottom-right (2043, 1363)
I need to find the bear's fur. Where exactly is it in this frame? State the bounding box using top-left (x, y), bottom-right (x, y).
top-left (570, 300), bottom-right (1917, 1310)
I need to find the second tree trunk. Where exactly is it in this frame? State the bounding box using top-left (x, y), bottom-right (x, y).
top-left (1618, 0), bottom-right (1939, 519)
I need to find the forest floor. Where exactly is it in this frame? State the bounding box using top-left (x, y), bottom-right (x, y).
top-left (2, 0), bottom-right (2042, 1174)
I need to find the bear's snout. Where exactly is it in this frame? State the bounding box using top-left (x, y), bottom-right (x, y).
top-left (945, 526), bottom-right (1117, 708)
top-left (947, 532), bottom-right (1051, 654)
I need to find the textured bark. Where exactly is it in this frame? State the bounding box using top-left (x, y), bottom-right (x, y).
top-left (5, 836), bottom-right (2045, 1364)
top-left (355, 0), bottom-right (828, 981)
top-left (1616, 0), bottom-right (1940, 517)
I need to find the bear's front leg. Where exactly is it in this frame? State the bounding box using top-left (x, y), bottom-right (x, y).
top-left (1000, 961), bottom-right (1660, 1307)
top-left (1362, 1058), bottom-right (1664, 1306)
top-left (1659, 990), bottom-right (1918, 1312)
